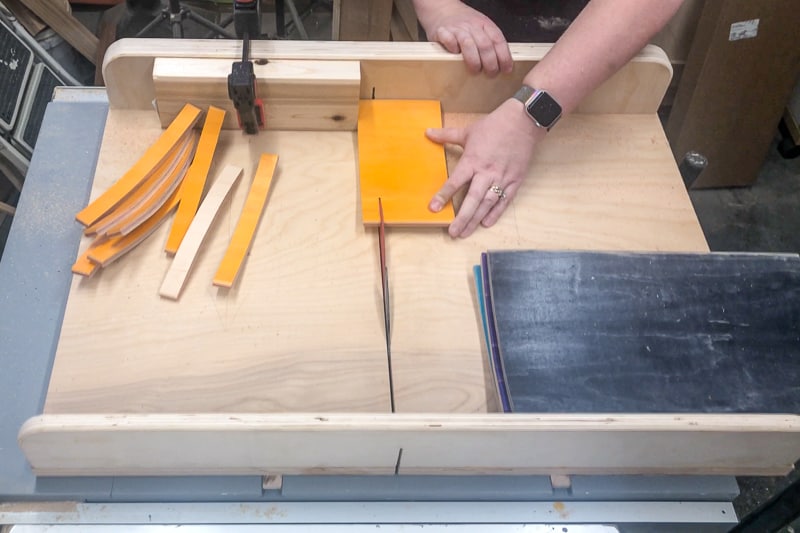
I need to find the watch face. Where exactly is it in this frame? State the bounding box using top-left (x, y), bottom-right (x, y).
top-left (527, 91), bottom-right (562, 128)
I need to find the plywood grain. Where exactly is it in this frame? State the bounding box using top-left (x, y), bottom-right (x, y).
top-left (47, 108), bottom-right (706, 420)
top-left (47, 109), bottom-right (392, 415)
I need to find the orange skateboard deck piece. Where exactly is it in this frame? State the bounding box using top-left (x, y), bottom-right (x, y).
top-left (165, 106), bottom-right (226, 254)
top-left (71, 249), bottom-right (100, 277)
top-left (87, 188), bottom-right (182, 268)
top-left (84, 132), bottom-right (191, 236)
top-left (213, 153), bottom-right (279, 288)
top-left (103, 133), bottom-right (195, 236)
top-left (357, 99), bottom-right (453, 226)
top-left (75, 103), bottom-right (201, 227)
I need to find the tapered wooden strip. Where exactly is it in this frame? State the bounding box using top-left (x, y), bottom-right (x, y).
top-left (165, 106), bottom-right (226, 254)
top-left (104, 133), bottom-right (196, 237)
top-left (159, 165), bottom-right (243, 300)
top-left (75, 103), bottom-right (201, 227)
top-left (88, 189), bottom-right (182, 268)
top-left (213, 154), bottom-right (279, 288)
top-left (84, 132), bottom-right (191, 236)
top-left (357, 99), bottom-right (453, 226)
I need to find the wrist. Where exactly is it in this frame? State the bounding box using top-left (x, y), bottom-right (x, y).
top-left (499, 98), bottom-right (545, 143)
top-left (412, 0), bottom-right (462, 30)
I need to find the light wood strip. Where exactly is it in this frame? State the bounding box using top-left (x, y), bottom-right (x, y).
top-left (87, 189), bottom-right (181, 268)
top-left (103, 40), bottom-right (671, 115)
top-left (165, 106), bottom-right (226, 254)
top-left (357, 100), bottom-right (452, 226)
top-left (153, 58), bottom-right (361, 131)
top-left (0, 201), bottom-right (16, 216)
top-left (84, 132), bottom-right (190, 236)
top-left (19, 0), bottom-right (99, 65)
top-left (76, 104), bottom-right (200, 226)
top-left (213, 154), bottom-right (279, 288)
top-left (159, 165), bottom-right (243, 300)
top-left (104, 133), bottom-right (196, 236)
top-left (18, 413), bottom-right (800, 476)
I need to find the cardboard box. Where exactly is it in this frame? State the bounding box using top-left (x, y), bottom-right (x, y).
top-left (665, 0), bottom-right (800, 188)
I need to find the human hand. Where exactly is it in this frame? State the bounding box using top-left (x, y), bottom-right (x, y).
top-left (428, 99), bottom-right (544, 238)
top-left (415, 0), bottom-right (512, 76)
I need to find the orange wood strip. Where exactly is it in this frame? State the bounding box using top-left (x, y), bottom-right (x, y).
top-left (165, 106), bottom-right (226, 254)
top-left (103, 133), bottom-right (196, 237)
top-left (75, 103), bottom-right (201, 227)
top-left (160, 165), bottom-right (243, 300)
top-left (213, 154), bottom-right (279, 288)
top-left (71, 250), bottom-right (99, 278)
top-left (357, 99), bottom-right (453, 226)
top-left (84, 133), bottom-right (190, 236)
top-left (87, 189), bottom-right (182, 268)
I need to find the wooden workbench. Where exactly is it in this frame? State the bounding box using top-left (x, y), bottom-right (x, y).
top-left (18, 39), bottom-right (800, 477)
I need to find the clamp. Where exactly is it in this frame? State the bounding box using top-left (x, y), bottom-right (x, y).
top-left (228, 0), bottom-right (265, 135)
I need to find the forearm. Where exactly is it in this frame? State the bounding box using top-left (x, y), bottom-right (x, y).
top-left (411, 0), bottom-right (462, 33)
top-left (524, 0), bottom-right (684, 115)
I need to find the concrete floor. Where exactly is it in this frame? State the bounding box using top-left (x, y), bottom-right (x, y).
top-left (3, 0), bottom-right (800, 525)
top-left (690, 138), bottom-right (800, 254)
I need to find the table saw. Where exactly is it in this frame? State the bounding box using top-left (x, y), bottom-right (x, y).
top-left (1, 39), bottom-right (797, 530)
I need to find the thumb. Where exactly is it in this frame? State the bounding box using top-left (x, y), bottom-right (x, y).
top-left (426, 127), bottom-right (467, 147)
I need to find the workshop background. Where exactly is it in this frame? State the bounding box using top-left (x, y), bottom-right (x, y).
top-left (0, 0), bottom-right (799, 528)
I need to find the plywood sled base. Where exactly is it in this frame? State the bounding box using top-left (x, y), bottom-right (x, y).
top-left (19, 413), bottom-right (800, 477)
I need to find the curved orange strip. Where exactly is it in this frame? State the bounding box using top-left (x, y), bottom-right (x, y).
top-left (75, 103), bottom-right (201, 227)
top-left (213, 154), bottom-right (279, 288)
top-left (84, 132), bottom-right (190, 236)
top-left (103, 133), bottom-right (196, 236)
top-left (165, 106), bottom-right (226, 254)
top-left (71, 251), bottom-right (99, 277)
top-left (87, 188), bottom-right (182, 268)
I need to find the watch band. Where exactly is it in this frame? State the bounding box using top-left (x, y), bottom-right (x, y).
top-left (512, 85), bottom-right (536, 104)
top-left (512, 84), bottom-right (562, 131)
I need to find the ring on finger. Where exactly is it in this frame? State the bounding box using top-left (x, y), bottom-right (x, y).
top-left (489, 184), bottom-right (506, 200)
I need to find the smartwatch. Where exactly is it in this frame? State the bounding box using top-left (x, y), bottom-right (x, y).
top-left (513, 85), bottom-right (562, 131)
